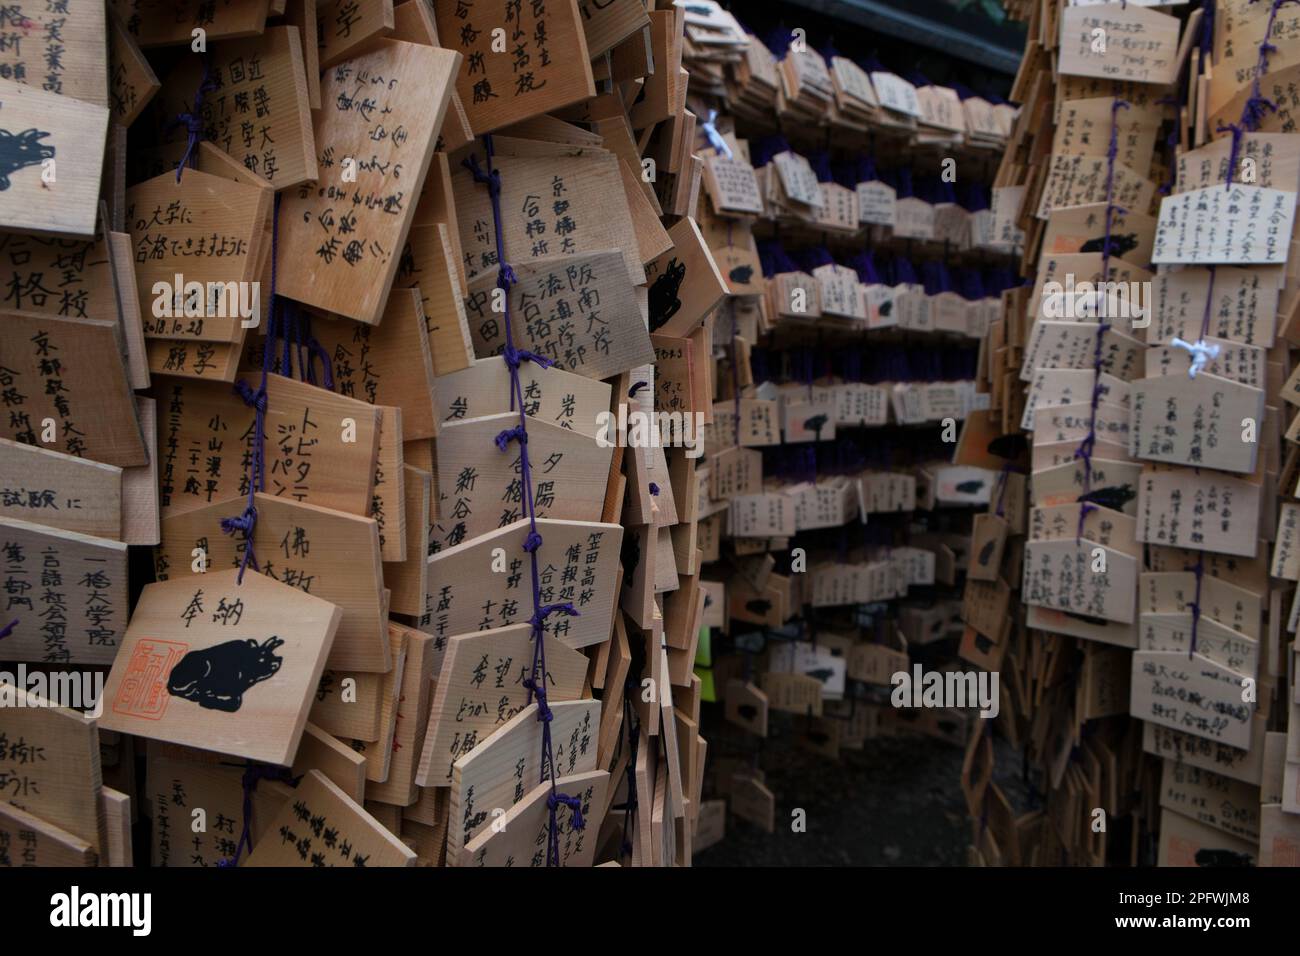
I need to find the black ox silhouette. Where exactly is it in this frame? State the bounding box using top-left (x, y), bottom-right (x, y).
top-left (0, 128), bottom-right (54, 191)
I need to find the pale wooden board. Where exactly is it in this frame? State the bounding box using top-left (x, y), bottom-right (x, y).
top-left (372, 404), bottom-right (406, 560)
top-left (454, 150), bottom-right (645, 289)
top-left (127, 167), bottom-right (271, 343)
top-left (317, 0), bottom-right (394, 69)
top-left (0, 517), bottom-right (128, 665)
top-left (1, 686), bottom-right (103, 855)
top-left (432, 0), bottom-right (595, 136)
top-left (144, 751), bottom-right (294, 866)
top-left (109, 8), bottom-right (160, 126)
top-left (109, 231), bottom-right (152, 390)
top-left (0, 75), bottom-right (108, 237)
top-left (99, 786), bottom-right (133, 867)
top-left (579, 0), bottom-right (648, 57)
top-left (292, 722), bottom-right (367, 805)
top-left (0, 311), bottom-right (147, 467)
top-left (245, 769), bottom-right (417, 866)
top-left (100, 569), bottom-right (341, 766)
top-left (434, 357), bottom-right (610, 440)
top-left (121, 395), bottom-right (161, 546)
top-left (0, 437), bottom-right (123, 538)
top-left (110, 0), bottom-right (271, 47)
top-left (348, 626), bottom-right (407, 783)
top-left (0, 229), bottom-right (118, 325)
top-left (458, 769), bottom-right (608, 867)
top-left (283, 0), bottom-right (321, 109)
top-left (447, 697), bottom-right (600, 863)
top-left (159, 26), bottom-right (317, 187)
top-left (414, 622), bottom-right (590, 788)
top-left (0, 0), bottom-right (108, 108)
top-left (383, 464), bottom-right (430, 616)
top-left (393, 222), bottom-right (475, 376)
top-left (311, 670), bottom-right (384, 741)
top-left (155, 492), bottom-right (389, 672)
top-left (276, 40), bottom-right (458, 324)
top-left (431, 413), bottom-right (612, 548)
top-left (305, 288), bottom-right (436, 440)
top-left (0, 801), bottom-right (97, 867)
top-left (365, 626), bottom-right (438, 805)
top-left (421, 518), bottom-right (623, 651)
top-left (462, 250), bottom-right (654, 381)
top-left (154, 372), bottom-right (381, 521)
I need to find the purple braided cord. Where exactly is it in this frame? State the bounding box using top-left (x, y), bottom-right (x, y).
top-left (463, 135), bottom-right (583, 867)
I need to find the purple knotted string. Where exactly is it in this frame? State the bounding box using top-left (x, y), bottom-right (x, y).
top-left (168, 55), bottom-right (216, 183)
top-left (0, 618), bottom-right (15, 640)
top-left (1185, 556), bottom-right (1205, 659)
top-left (222, 193), bottom-right (282, 582)
top-left (217, 762), bottom-right (299, 867)
top-left (464, 134), bottom-right (583, 866)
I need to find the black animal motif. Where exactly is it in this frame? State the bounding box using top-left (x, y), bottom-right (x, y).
top-left (0, 128), bottom-right (54, 191)
top-left (1080, 232), bottom-right (1139, 258)
top-left (805, 668), bottom-right (834, 682)
top-left (729, 265), bottom-right (754, 285)
top-left (1079, 484), bottom-right (1137, 511)
top-left (803, 414), bottom-right (829, 435)
top-left (987, 433), bottom-right (1028, 459)
top-left (977, 539), bottom-right (997, 565)
top-left (737, 704), bottom-right (758, 721)
top-left (1062, 610), bottom-right (1109, 627)
top-left (620, 531), bottom-right (641, 586)
top-left (745, 598), bottom-right (772, 615)
top-left (805, 731), bottom-right (830, 745)
top-left (956, 479), bottom-right (985, 494)
top-left (167, 636), bottom-right (284, 712)
top-left (1194, 848), bottom-right (1254, 867)
top-left (878, 299), bottom-right (893, 317)
top-left (648, 257), bottom-right (686, 331)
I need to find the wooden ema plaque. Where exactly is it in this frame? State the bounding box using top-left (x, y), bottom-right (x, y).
top-left (0, 687), bottom-right (103, 855)
top-left (447, 697), bottom-right (600, 863)
top-left (155, 492), bottom-right (389, 672)
top-left (421, 518), bottom-right (623, 652)
top-left (244, 769), bottom-right (417, 867)
top-left (0, 310), bottom-right (147, 468)
top-left (414, 621), bottom-right (590, 788)
top-left (275, 40), bottom-right (460, 324)
top-left (0, 439), bottom-right (123, 540)
top-left (432, 413), bottom-right (613, 547)
top-left (459, 769), bottom-right (608, 867)
top-left (100, 570), bottom-right (341, 766)
top-left (0, 77), bottom-right (109, 237)
top-left (155, 372), bottom-right (381, 522)
top-left (0, 516), bottom-right (129, 666)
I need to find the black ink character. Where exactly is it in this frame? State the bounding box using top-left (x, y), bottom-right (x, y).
top-left (1080, 233), bottom-right (1138, 258)
top-left (648, 258), bottom-right (686, 331)
top-left (956, 480), bottom-right (985, 494)
top-left (729, 265), bottom-right (753, 285)
top-left (745, 598), bottom-right (771, 615)
top-left (977, 540), bottom-right (997, 565)
top-left (1079, 484), bottom-right (1136, 511)
top-left (1194, 848), bottom-right (1254, 867)
top-left (167, 636), bottom-right (285, 712)
top-left (620, 532), bottom-right (640, 586)
top-left (0, 129), bottom-right (54, 191)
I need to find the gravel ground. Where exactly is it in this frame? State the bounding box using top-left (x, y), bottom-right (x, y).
top-left (694, 728), bottom-right (971, 867)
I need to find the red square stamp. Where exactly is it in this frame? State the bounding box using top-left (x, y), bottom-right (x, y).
top-left (113, 638), bottom-right (188, 720)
